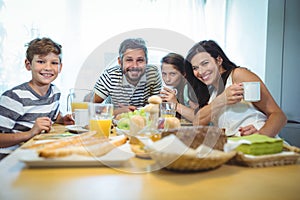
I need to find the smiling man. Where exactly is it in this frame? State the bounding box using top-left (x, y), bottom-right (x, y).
top-left (93, 38), bottom-right (162, 115)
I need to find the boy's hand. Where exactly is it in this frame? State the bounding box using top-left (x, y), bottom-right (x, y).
top-left (62, 114), bottom-right (75, 125)
top-left (30, 117), bottom-right (52, 136)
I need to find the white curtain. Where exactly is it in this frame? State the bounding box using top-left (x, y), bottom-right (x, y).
top-left (0, 0), bottom-right (228, 113)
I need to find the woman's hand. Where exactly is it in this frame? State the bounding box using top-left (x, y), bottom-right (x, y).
top-left (221, 83), bottom-right (244, 105)
top-left (239, 125), bottom-right (258, 136)
top-left (189, 100), bottom-right (199, 110)
top-left (160, 87), bottom-right (178, 103)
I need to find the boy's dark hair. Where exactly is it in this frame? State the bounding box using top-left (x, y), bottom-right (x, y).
top-left (25, 37), bottom-right (62, 63)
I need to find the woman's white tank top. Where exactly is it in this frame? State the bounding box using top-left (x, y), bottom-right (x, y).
top-left (209, 72), bottom-right (267, 136)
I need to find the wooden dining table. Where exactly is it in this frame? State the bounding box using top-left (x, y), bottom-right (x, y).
top-left (0, 124), bottom-right (299, 200)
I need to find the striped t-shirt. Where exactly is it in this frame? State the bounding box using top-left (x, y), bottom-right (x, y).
top-left (94, 65), bottom-right (162, 108)
top-left (0, 82), bottom-right (61, 133)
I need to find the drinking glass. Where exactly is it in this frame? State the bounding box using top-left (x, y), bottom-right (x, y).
top-left (67, 88), bottom-right (93, 127)
top-left (160, 102), bottom-right (177, 118)
top-left (88, 103), bottom-right (114, 138)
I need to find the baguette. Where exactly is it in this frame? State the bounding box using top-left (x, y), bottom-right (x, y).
top-left (38, 140), bottom-right (113, 158)
top-left (38, 134), bottom-right (127, 158)
top-left (22, 131), bottom-right (96, 149)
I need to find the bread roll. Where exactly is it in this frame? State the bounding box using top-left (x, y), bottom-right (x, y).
top-left (144, 103), bottom-right (159, 114)
top-left (129, 115), bottom-right (146, 135)
top-left (148, 95), bottom-right (162, 104)
top-left (164, 117), bottom-right (181, 129)
top-left (130, 115), bottom-right (146, 127)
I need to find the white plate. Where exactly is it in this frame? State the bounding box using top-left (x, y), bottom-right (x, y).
top-left (116, 127), bottom-right (130, 135)
top-left (19, 143), bottom-right (134, 168)
top-left (65, 125), bottom-right (89, 133)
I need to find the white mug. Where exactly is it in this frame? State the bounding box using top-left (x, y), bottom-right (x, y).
top-left (74, 109), bottom-right (89, 127)
top-left (162, 85), bottom-right (177, 95)
top-left (243, 82), bottom-right (261, 102)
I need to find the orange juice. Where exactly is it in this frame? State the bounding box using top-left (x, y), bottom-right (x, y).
top-left (89, 119), bottom-right (112, 138)
top-left (160, 102), bottom-right (177, 118)
top-left (161, 114), bottom-right (175, 118)
top-left (71, 102), bottom-right (88, 112)
top-left (150, 133), bottom-right (161, 142)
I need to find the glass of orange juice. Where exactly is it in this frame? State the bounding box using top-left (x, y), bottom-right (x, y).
top-left (67, 88), bottom-right (93, 127)
top-left (159, 102), bottom-right (177, 118)
top-left (88, 103), bottom-right (113, 138)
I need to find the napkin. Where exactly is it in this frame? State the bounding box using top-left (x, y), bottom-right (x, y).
top-left (223, 139), bottom-right (251, 153)
top-left (142, 134), bottom-right (218, 158)
top-left (224, 134), bottom-right (283, 155)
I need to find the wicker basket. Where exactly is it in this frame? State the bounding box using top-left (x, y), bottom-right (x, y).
top-left (227, 145), bottom-right (300, 168)
top-left (161, 126), bottom-right (227, 151)
top-left (150, 150), bottom-right (236, 172)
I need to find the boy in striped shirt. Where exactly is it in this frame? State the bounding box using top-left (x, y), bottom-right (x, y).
top-left (0, 37), bottom-right (74, 155)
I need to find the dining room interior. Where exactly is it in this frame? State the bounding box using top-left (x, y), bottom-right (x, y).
top-left (1, 0), bottom-right (298, 146)
top-left (0, 0), bottom-right (299, 199)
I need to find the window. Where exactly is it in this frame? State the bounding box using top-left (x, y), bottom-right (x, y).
top-left (0, 0), bottom-right (268, 113)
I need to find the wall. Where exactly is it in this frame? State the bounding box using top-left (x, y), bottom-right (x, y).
top-left (225, 0), bottom-right (268, 81)
top-left (265, 0), bottom-right (285, 105)
top-left (265, 0), bottom-right (300, 147)
top-left (224, 0), bottom-right (300, 146)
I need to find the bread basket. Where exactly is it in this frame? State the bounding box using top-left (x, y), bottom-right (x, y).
top-left (161, 126), bottom-right (227, 151)
top-left (149, 126), bottom-right (235, 172)
top-left (150, 149), bottom-right (236, 172)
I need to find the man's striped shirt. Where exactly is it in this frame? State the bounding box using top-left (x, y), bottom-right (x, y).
top-left (94, 65), bottom-right (162, 108)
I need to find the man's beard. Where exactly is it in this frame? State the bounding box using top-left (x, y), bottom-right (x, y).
top-left (123, 67), bottom-right (145, 85)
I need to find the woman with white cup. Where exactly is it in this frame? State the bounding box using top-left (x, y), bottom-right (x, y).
top-left (160, 53), bottom-right (198, 122)
top-left (185, 40), bottom-right (287, 137)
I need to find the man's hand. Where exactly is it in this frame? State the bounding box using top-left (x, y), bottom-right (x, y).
top-left (114, 104), bottom-right (136, 116)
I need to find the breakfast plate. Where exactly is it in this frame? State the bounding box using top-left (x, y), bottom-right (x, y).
top-left (65, 125), bottom-right (89, 133)
top-left (33, 133), bottom-right (77, 140)
top-left (19, 143), bottom-right (134, 168)
top-left (115, 127), bottom-right (129, 135)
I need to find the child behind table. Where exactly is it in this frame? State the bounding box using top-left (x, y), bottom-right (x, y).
top-left (0, 37), bottom-right (74, 157)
